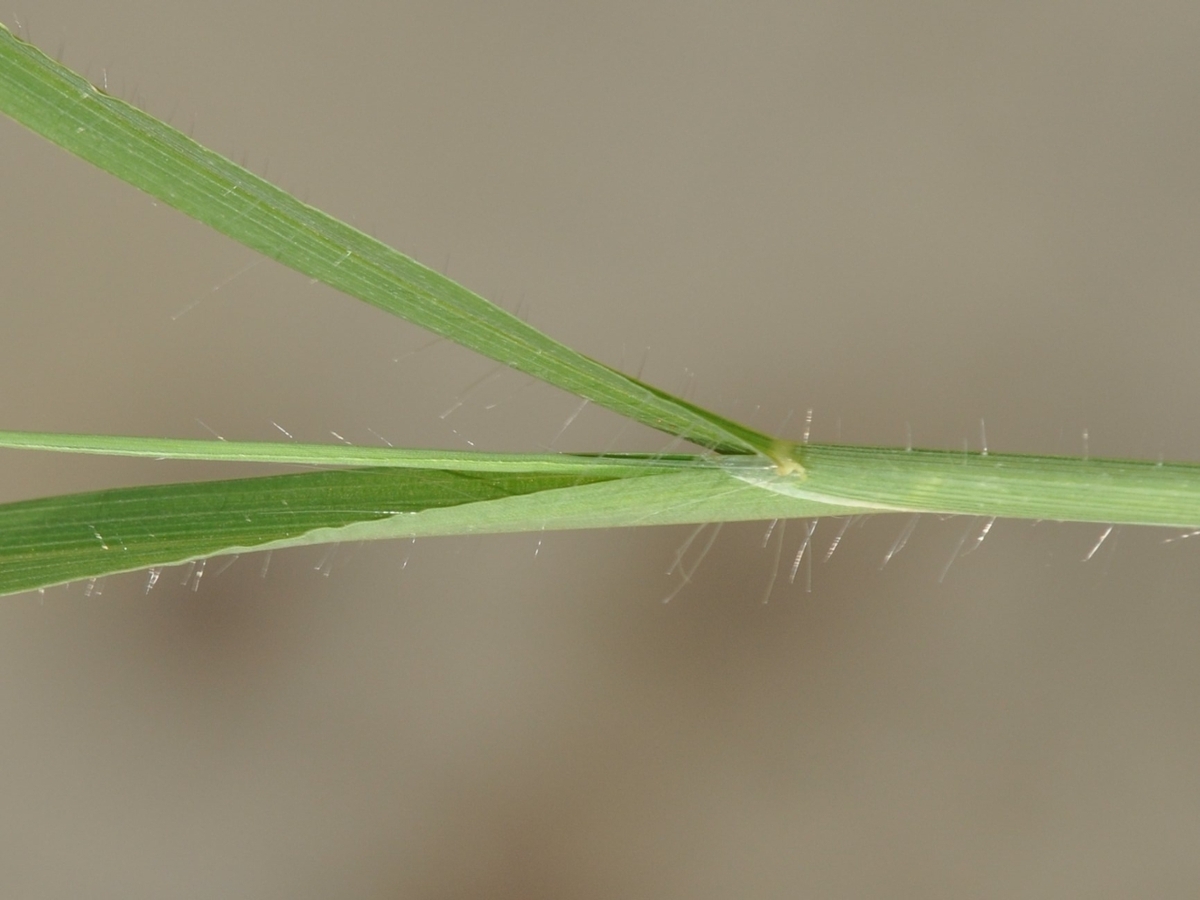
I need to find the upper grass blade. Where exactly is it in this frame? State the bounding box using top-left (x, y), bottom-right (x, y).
top-left (0, 23), bottom-right (777, 459)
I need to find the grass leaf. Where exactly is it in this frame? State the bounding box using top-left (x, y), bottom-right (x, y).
top-left (2, 24), bottom-right (1199, 600)
top-left (0, 465), bottom-right (859, 596)
top-left (0, 23), bottom-right (778, 459)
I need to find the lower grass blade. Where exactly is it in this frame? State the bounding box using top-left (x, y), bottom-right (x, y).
top-left (3, 429), bottom-right (1196, 529)
top-left (0, 465), bottom-right (859, 597)
top-left (3, 431), bottom-right (1199, 596)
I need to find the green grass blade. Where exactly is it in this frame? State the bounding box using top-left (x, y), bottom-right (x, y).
top-left (0, 429), bottom-right (708, 476)
top-left (0, 466), bottom-right (858, 597)
top-left (0, 24), bottom-right (775, 458)
top-left (4, 429), bottom-right (1200, 595)
top-left (4, 426), bottom-right (1198, 526)
top-left (3, 24), bottom-right (1197, 601)
top-left (6, 429), bottom-right (1198, 527)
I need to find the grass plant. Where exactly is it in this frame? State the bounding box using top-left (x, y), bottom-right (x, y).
top-left (1, 22), bottom-right (1197, 597)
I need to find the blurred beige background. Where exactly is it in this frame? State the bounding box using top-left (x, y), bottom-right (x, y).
top-left (3, 2), bottom-right (1200, 896)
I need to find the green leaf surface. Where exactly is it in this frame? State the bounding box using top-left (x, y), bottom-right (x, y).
top-left (4, 430), bottom-right (1195, 530)
top-left (0, 430), bottom-right (710, 475)
top-left (4, 427), bottom-right (1199, 596)
top-left (0, 465), bottom-right (859, 597)
top-left (0, 23), bottom-right (776, 459)
top-left (3, 23), bottom-right (1199, 601)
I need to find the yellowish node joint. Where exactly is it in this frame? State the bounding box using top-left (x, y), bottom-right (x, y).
top-left (766, 440), bottom-right (806, 478)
